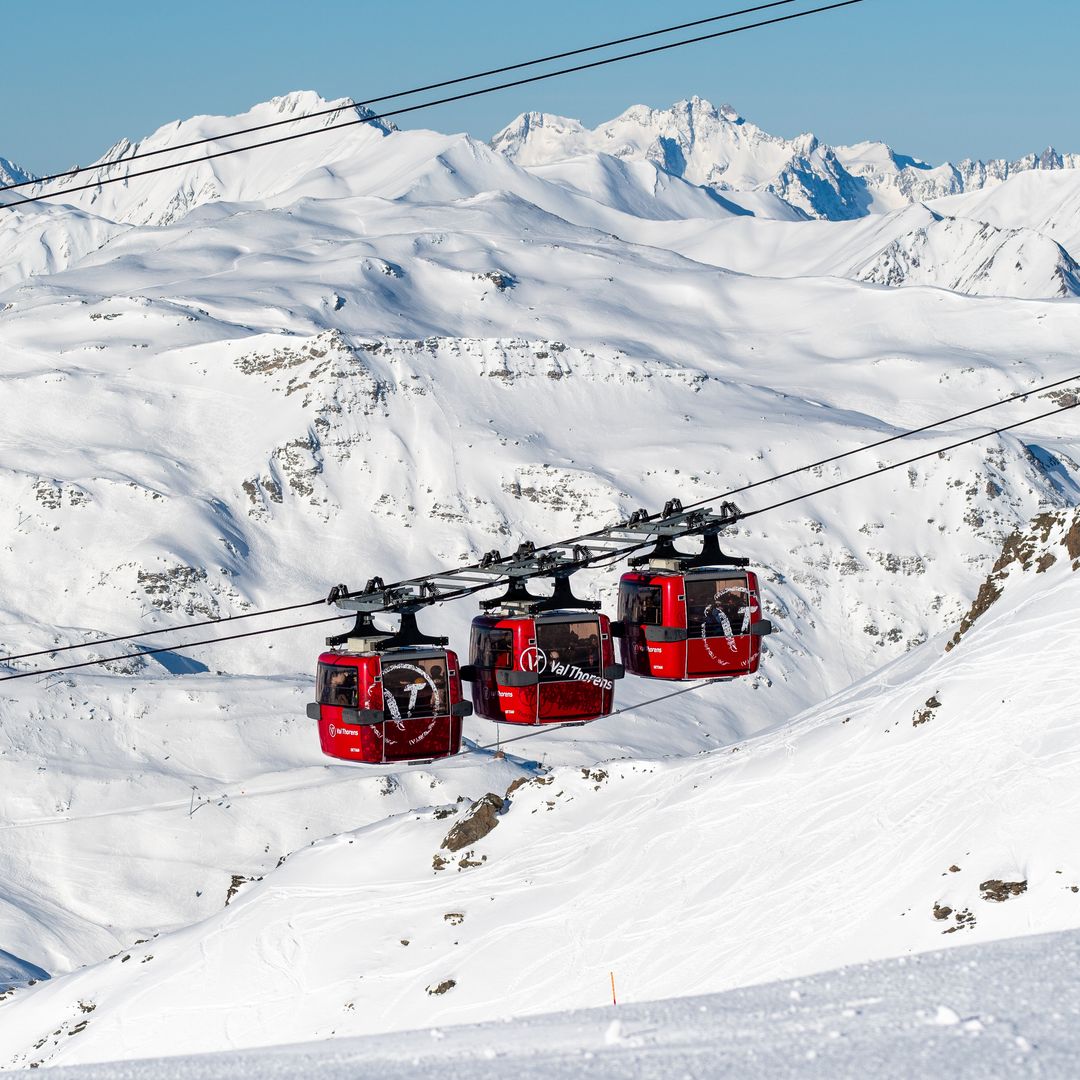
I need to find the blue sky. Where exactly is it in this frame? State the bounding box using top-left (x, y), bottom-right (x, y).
top-left (2, 0), bottom-right (1077, 173)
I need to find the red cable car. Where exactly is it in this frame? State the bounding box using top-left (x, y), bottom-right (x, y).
top-left (307, 613), bottom-right (471, 764)
top-left (615, 532), bottom-right (774, 681)
top-left (462, 575), bottom-right (624, 726)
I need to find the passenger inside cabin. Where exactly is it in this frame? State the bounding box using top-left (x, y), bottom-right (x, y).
top-left (323, 668), bottom-right (357, 707)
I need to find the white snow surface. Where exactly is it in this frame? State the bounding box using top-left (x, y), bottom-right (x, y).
top-left (2, 507), bottom-right (1079, 1067)
top-left (493, 97), bottom-right (1080, 223)
top-left (1, 90), bottom-right (1080, 1070)
top-left (26, 928), bottom-right (1080, 1079)
top-left (0, 158), bottom-right (35, 190)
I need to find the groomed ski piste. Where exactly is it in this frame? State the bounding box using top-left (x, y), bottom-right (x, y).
top-left (1, 91), bottom-right (1080, 1074)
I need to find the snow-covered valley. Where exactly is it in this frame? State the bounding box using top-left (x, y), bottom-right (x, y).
top-left (0, 91), bottom-right (1078, 1071)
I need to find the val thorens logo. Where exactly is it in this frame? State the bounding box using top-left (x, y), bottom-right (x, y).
top-left (328, 724), bottom-right (337, 738)
top-left (519, 646), bottom-right (546, 674)
top-left (519, 646), bottom-right (613, 691)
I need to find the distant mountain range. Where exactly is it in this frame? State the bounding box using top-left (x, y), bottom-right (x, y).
top-left (4, 93), bottom-right (1080, 302)
top-left (492, 96), bottom-right (1080, 221)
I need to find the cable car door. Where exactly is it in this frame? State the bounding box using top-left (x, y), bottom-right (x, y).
top-left (683, 572), bottom-right (758, 678)
top-left (533, 615), bottom-right (612, 722)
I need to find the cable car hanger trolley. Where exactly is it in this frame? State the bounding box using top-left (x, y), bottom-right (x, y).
top-left (308, 498), bottom-right (774, 765)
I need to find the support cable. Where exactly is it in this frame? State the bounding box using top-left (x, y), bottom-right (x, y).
top-left (0, 0), bottom-right (803, 195)
top-left (1, 377), bottom-right (1075, 669)
top-left (1, 0), bottom-right (864, 210)
top-left (0, 613), bottom-right (354, 684)
top-left (465, 679), bottom-right (720, 756)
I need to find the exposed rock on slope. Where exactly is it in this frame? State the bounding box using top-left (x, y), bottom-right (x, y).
top-left (947, 507), bottom-right (1080, 651)
top-left (856, 213), bottom-right (1080, 298)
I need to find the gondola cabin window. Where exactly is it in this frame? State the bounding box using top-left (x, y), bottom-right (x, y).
top-left (471, 626), bottom-right (514, 670)
top-left (379, 657), bottom-right (450, 720)
top-left (317, 663), bottom-right (359, 708)
top-left (618, 580), bottom-right (662, 625)
top-left (536, 619), bottom-right (603, 682)
top-left (684, 575), bottom-right (752, 638)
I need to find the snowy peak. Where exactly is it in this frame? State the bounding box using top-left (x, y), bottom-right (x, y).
top-left (495, 98), bottom-right (1080, 224)
top-left (36, 92), bottom-right (396, 227)
top-left (837, 141), bottom-right (1080, 214)
top-left (488, 110), bottom-right (588, 161)
top-left (494, 96), bottom-right (870, 220)
top-left (0, 155), bottom-right (35, 190)
top-left (856, 213), bottom-right (1080, 298)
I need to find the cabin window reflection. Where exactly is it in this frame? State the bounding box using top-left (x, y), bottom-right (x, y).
top-left (619, 582), bottom-right (662, 626)
top-left (380, 657), bottom-right (448, 720)
top-left (318, 663), bottom-right (359, 708)
top-left (471, 627), bottom-right (514, 670)
top-left (537, 619), bottom-right (602, 682)
top-left (685, 576), bottom-right (751, 637)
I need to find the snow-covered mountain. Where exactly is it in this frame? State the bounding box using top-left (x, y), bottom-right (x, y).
top-left (28, 92), bottom-right (396, 228)
top-left (855, 212), bottom-right (1080, 298)
top-left (0, 156), bottom-right (35, 190)
top-left (493, 97), bottom-right (1080, 223)
top-left (0, 90), bottom-right (1079, 1072)
top-left (929, 167), bottom-right (1080, 257)
top-left (2, 503), bottom-right (1078, 1067)
top-left (492, 98), bottom-right (867, 220)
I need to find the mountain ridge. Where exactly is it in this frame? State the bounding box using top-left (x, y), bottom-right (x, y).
top-left (492, 96), bottom-right (1080, 221)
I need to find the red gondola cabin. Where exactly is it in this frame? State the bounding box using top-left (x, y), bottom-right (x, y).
top-left (308, 646), bottom-right (469, 764)
top-left (617, 567), bottom-right (771, 680)
top-left (466, 610), bottom-right (622, 725)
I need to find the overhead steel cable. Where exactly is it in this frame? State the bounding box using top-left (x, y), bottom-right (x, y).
top-left (0, 598), bottom-right (328, 664)
top-left (1, 0), bottom-right (865, 211)
top-left (467, 679), bottom-right (722, 753)
top-left (3, 368), bottom-right (1075, 666)
top-left (0, 613), bottom-right (355, 684)
top-left (738, 399), bottom-right (1079, 522)
top-left (0, 0), bottom-right (803, 196)
top-left (682, 374), bottom-right (1080, 515)
top-left (3, 397), bottom-right (1074, 685)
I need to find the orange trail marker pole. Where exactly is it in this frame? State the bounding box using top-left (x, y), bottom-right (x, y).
top-left (610, 971), bottom-right (617, 1006)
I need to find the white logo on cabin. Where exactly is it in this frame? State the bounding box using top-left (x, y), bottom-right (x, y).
top-left (520, 646), bottom-right (546, 674)
top-left (520, 647), bottom-right (613, 691)
top-left (700, 585), bottom-right (757, 662)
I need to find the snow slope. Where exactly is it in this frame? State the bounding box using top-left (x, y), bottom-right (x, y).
top-left (29, 928), bottom-right (1080, 1080)
top-left (0, 91), bottom-right (1079, 1069)
top-left (1, 508), bottom-right (1078, 1067)
top-left (29, 927), bottom-right (1080, 1080)
top-left (605, 199), bottom-right (1080, 299)
top-left (855, 213), bottom-right (1080, 298)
